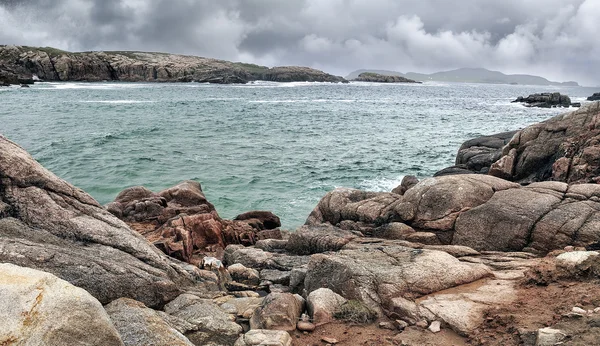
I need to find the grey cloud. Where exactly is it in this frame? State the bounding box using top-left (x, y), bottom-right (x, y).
top-left (0, 0), bottom-right (598, 85)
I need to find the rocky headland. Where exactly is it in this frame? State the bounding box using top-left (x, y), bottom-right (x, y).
top-left (352, 72), bottom-right (420, 83)
top-left (0, 45), bottom-right (346, 85)
top-left (4, 103), bottom-right (600, 345)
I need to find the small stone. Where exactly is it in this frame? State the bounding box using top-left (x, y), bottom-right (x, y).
top-left (321, 336), bottom-right (338, 344)
top-left (572, 307), bottom-right (587, 314)
top-left (594, 307), bottom-right (600, 314)
top-left (395, 320), bottom-right (409, 330)
top-left (564, 246), bottom-right (575, 252)
top-left (415, 320), bottom-right (429, 329)
top-left (536, 327), bottom-right (566, 346)
top-left (297, 321), bottom-right (316, 332)
top-left (378, 321), bottom-right (396, 330)
top-left (428, 321), bottom-right (441, 333)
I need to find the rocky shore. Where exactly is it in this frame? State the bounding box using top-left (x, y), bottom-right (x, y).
top-left (0, 45), bottom-right (346, 85)
top-left (352, 72), bottom-right (420, 83)
top-left (3, 103), bottom-right (600, 345)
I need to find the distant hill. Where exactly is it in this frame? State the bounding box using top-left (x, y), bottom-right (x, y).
top-left (345, 68), bottom-right (579, 86)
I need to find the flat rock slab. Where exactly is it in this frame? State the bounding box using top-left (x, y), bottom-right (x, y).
top-left (304, 242), bottom-right (491, 315)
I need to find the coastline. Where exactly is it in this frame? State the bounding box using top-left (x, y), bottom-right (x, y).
top-left (3, 103), bottom-right (600, 344)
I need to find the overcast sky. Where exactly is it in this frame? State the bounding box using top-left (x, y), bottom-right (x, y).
top-left (1, 0), bottom-right (598, 85)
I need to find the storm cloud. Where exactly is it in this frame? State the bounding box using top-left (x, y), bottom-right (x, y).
top-left (0, 0), bottom-right (598, 85)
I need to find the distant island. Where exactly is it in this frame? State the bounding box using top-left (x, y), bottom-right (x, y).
top-left (0, 45), bottom-right (347, 85)
top-left (346, 67), bottom-right (579, 86)
top-left (352, 72), bottom-right (420, 83)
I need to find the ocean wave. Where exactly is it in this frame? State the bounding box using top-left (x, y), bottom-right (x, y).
top-left (357, 176), bottom-right (404, 192)
top-left (77, 100), bottom-right (156, 104)
top-left (43, 82), bottom-right (151, 90)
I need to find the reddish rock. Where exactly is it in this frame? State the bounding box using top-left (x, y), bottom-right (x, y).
top-left (108, 182), bottom-right (282, 264)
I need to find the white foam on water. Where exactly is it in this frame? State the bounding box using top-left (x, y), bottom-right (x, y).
top-left (358, 175), bottom-right (405, 192)
top-left (77, 100), bottom-right (155, 104)
top-left (44, 82), bottom-right (151, 90)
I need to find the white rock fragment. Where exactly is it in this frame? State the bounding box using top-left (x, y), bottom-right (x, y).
top-left (428, 320), bottom-right (441, 333)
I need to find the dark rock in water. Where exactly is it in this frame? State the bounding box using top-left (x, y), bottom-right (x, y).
top-left (435, 130), bottom-right (517, 176)
top-left (234, 211), bottom-right (281, 230)
top-left (352, 72), bottom-right (420, 83)
top-left (490, 102), bottom-right (600, 184)
top-left (20, 84), bottom-right (29, 88)
top-left (0, 136), bottom-right (213, 307)
top-left (391, 175), bottom-right (419, 195)
top-left (587, 93), bottom-right (600, 101)
top-left (512, 92), bottom-right (578, 108)
top-left (259, 66), bottom-right (347, 83)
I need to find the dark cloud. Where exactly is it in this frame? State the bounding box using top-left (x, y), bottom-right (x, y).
top-left (0, 0), bottom-right (597, 85)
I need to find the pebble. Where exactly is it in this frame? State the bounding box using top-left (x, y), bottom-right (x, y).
top-left (572, 307), bottom-right (587, 314)
top-left (564, 246), bottom-right (575, 252)
top-left (415, 320), bottom-right (429, 329)
top-left (428, 321), bottom-right (441, 333)
top-left (594, 307), bottom-right (600, 314)
top-left (395, 319), bottom-right (409, 330)
top-left (378, 321), bottom-right (396, 330)
top-left (297, 321), bottom-right (316, 332)
top-left (321, 337), bottom-right (338, 344)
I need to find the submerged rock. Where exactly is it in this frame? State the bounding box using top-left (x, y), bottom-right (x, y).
top-left (0, 263), bottom-right (123, 346)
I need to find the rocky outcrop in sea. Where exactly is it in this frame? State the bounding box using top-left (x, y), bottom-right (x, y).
top-left (512, 92), bottom-right (580, 108)
top-left (4, 103), bottom-right (600, 345)
top-left (352, 72), bottom-right (420, 83)
top-left (588, 93), bottom-right (600, 101)
top-left (0, 45), bottom-right (347, 85)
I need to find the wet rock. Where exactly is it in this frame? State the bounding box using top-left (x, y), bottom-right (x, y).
top-left (250, 293), bottom-right (305, 331)
top-left (234, 211), bottom-right (281, 230)
top-left (234, 330), bottom-right (292, 346)
top-left (0, 263), bottom-right (123, 346)
top-left (512, 92), bottom-right (575, 108)
top-left (164, 293), bottom-right (243, 346)
top-left (307, 288), bottom-right (348, 325)
top-left (0, 136), bottom-right (203, 307)
top-left (105, 298), bottom-right (193, 346)
top-left (588, 93), bottom-right (600, 101)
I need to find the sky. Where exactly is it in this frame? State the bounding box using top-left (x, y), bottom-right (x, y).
top-left (0, 0), bottom-right (598, 85)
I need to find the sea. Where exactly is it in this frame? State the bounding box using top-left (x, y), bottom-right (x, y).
top-left (1, 81), bottom-right (597, 229)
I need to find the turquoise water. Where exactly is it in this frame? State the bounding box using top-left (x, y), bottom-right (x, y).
top-left (1, 81), bottom-right (597, 228)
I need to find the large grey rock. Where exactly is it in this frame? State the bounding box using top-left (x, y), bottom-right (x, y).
top-left (0, 263), bottom-right (123, 346)
top-left (105, 298), bottom-right (193, 346)
top-left (228, 263), bottom-right (261, 286)
top-left (307, 288), bottom-right (347, 325)
top-left (250, 293), bottom-right (305, 332)
top-left (491, 102), bottom-right (600, 184)
top-left (305, 188), bottom-right (401, 226)
top-left (0, 136), bottom-right (207, 307)
top-left (286, 224), bottom-right (357, 255)
top-left (164, 293), bottom-right (243, 346)
top-left (304, 242), bottom-right (491, 315)
top-left (234, 330), bottom-right (292, 346)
